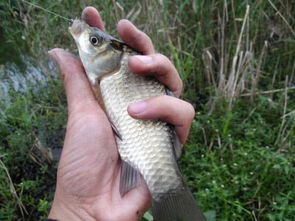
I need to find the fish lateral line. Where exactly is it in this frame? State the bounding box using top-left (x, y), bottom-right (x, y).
top-left (22, 0), bottom-right (73, 23)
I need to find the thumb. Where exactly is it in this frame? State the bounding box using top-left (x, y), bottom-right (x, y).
top-left (48, 48), bottom-right (99, 115)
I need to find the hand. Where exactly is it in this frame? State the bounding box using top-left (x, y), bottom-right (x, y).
top-left (48, 7), bottom-right (195, 221)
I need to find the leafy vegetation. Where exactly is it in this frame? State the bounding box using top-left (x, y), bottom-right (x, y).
top-left (0, 82), bottom-right (66, 220)
top-left (0, 0), bottom-right (294, 220)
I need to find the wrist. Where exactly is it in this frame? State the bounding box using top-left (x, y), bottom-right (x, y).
top-left (48, 187), bottom-right (96, 221)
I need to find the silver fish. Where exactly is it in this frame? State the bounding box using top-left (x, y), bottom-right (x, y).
top-left (69, 19), bottom-right (205, 221)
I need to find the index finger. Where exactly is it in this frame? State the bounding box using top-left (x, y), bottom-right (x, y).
top-left (81, 6), bottom-right (106, 31)
top-left (117, 19), bottom-right (155, 55)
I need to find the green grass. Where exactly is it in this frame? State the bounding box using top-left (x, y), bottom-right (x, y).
top-left (0, 0), bottom-right (295, 220)
top-left (182, 97), bottom-right (295, 220)
top-left (0, 81), bottom-right (66, 219)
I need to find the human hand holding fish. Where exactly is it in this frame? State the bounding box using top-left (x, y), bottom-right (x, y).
top-left (48, 6), bottom-right (203, 221)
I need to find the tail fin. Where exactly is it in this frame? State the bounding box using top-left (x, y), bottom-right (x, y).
top-left (152, 188), bottom-right (206, 221)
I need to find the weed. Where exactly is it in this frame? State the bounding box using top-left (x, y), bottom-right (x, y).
top-left (0, 0), bottom-right (294, 220)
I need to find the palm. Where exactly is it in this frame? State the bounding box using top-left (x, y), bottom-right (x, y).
top-left (57, 96), bottom-right (150, 220)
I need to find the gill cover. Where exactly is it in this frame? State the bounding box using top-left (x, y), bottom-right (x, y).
top-left (69, 19), bottom-right (125, 83)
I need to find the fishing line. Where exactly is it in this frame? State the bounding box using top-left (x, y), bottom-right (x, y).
top-left (22, 0), bottom-right (73, 22)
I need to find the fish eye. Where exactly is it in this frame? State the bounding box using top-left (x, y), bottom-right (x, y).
top-left (90, 36), bottom-right (100, 46)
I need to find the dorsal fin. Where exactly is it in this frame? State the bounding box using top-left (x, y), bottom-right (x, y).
top-left (110, 39), bottom-right (125, 51)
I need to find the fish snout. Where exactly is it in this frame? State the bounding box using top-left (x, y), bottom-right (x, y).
top-left (69, 19), bottom-right (89, 37)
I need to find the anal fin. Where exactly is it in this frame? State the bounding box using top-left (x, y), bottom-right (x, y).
top-left (120, 160), bottom-right (141, 196)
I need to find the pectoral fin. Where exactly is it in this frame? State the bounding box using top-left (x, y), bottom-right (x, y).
top-left (110, 121), bottom-right (122, 141)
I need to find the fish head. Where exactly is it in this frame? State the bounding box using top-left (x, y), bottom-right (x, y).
top-left (69, 19), bottom-right (124, 84)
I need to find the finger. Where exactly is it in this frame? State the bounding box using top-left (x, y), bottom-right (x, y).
top-left (82, 6), bottom-right (106, 31)
top-left (127, 95), bottom-right (195, 144)
top-left (117, 19), bottom-right (155, 55)
top-left (129, 54), bottom-right (183, 97)
top-left (48, 48), bottom-right (99, 115)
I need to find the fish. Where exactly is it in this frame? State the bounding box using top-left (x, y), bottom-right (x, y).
top-left (69, 19), bottom-right (205, 221)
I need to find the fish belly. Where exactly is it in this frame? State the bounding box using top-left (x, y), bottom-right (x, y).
top-left (99, 59), bottom-right (183, 200)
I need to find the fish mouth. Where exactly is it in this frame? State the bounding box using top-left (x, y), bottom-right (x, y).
top-left (69, 19), bottom-right (89, 37)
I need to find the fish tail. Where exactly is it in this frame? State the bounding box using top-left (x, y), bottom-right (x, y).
top-left (152, 187), bottom-right (206, 221)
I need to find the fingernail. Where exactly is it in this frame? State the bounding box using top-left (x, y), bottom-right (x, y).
top-left (132, 55), bottom-right (153, 65)
top-left (128, 101), bottom-right (147, 114)
top-left (48, 49), bottom-right (58, 62)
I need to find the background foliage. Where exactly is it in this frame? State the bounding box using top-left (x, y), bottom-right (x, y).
top-left (0, 0), bottom-right (294, 220)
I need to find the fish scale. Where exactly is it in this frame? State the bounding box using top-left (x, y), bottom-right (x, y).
top-left (70, 19), bottom-right (205, 220)
top-left (100, 54), bottom-right (183, 200)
